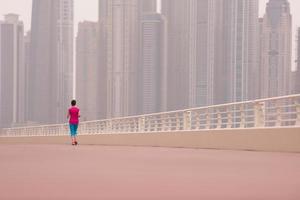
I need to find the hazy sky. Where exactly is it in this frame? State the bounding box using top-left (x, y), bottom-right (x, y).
top-left (0, 0), bottom-right (299, 32)
top-left (0, 0), bottom-right (299, 69)
top-left (0, 0), bottom-right (99, 32)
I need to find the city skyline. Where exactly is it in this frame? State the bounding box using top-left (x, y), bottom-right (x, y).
top-left (0, 0), bottom-right (299, 72)
top-left (0, 0), bottom-right (298, 127)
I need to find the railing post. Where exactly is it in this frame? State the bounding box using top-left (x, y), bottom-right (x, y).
top-left (227, 107), bottom-right (232, 129)
top-left (130, 119), bottom-right (133, 132)
top-left (275, 101), bottom-right (282, 127)
top-left (81, 123), bottom-right (86, 135)
top-left (148, 117), bottom-right (153, 132)
top-left (106, 120), bottom-right (112, 134)
top-left (58, 125), bottom-right (62, 136)
top-left (123, 120), bottom-right (130, 133)
top-left (217, 109), bottom-right (222, 129)
top-left (125, 119), bottom-right (129, 133)
top-left (41, 127), bottom-right (45, 136)
top-left (129, 120), bottom-right (132, 132)
top-left (61, 125), bottom-right (65, 136)
top-left (154, 117), bottom-right (158, 132)
top-left (134, 118), bottom-right (138, 132)
top-left (183, 111), bottom-right (192, 130)
top-left (143, 117), bottom-right (148, 132)
top-left (296, 100), bottom-right (300, 126)
top-left (118, 119), bottom-right (122, 133)
top-left (132, 119), bottom-right (135, 132)
top-left (167, 114), bottom-right (172, 131)
top-left (113, 120), bottom-right (117, 133)
top-left (161, 114), bottom-right (165, 131)
top-left (240, 105), bottom-right (245, 128)
top-left (97, 122), bottom-right (101, 134)
top-left (254, 101), bottom-right (265, 127)
top-left (205, 109), bottom-right (210, 129)
top-left (195, 112), bottom-right (201, 130)
top-left (175, 113), bottom-right (181, 131)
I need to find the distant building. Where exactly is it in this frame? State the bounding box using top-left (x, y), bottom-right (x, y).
top-left (0, 14), bottom-right (25, 128)
top-left (220, 0), bottom-right (259, 103)
top-left (195, 1), bottom-right (225, 107)
top-left (29, 0), bottom-right (74, 124)
top-left (161, 0), bottom-right (193, 110)
top-left (298, 28), bottom-right (300, 71)
top-left (293, 27), bottom-right (300, 94)
top-left (260, 0), bottom-right (292, 98)
top-left (24, 31), bottom-right (30, 123)
top-left (258, 18), bottom-right (264, 98)
top-left (76, 21), bottom-right (99, 121)
top-left (98, 0), bottom-right (157, 118)
top-left (161, 0), bottom-right (259, 110)
top-left (139, 13), bottom-right (167, 114)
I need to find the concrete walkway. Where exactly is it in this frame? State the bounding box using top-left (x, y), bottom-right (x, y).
top-left (0, 144), bottom-right (300, 200)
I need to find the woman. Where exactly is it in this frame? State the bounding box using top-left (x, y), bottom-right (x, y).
top-left (67, 100), bottom-right (80, 145)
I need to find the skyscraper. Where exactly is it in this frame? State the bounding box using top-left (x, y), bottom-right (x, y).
top-left (196, 0), bottom-right (224, 107)
top-left (294, 27), bottom-right (300, 94)
top-left (218, 0), bottom-right (259, 103)
top-left (258, 18), bottom-right (264, 98)
top-left (298, 28), bottom-right (300, 71)
top-left (76, 21), bottom-right (99, 121)
top-left (260, 0), bottom-right (292, 98)
top-left (161, 0), bottom-right (196, 110)
top-left (24, 31), bottom-right (31, 124)
top-left (0, 14), bottom-right (25, 128)
top-left (29, 0), bottom-right (73, 124)
top-left (98, 0), bottom-right (156, 118)
top-left (161, 0), bottom-right (259, 109)
top-left (139, 13), bottom-right (167, 114)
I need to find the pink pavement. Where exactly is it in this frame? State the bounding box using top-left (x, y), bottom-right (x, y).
top-left (0, 144), bottom-right (300, 200)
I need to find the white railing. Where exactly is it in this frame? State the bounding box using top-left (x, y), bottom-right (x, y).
top-left (1, 94), bottom-right (300, 137)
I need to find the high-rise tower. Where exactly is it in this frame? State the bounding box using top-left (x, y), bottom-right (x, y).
top-left (0, 14), bottom-right (25, 128)
top-left (220, 0), bottom-right (259, 103)
top-left (76, 21), bottom-right (99, 121)
top-left (139, 13), bottom-right (167, 114)
top-left (98, 0), bottom-right (157, 118)
top-left (29, 0), bottom-right (74, 124)
top-left (260, 0), bottom-right (292, 98)
top-left (293, 27), bottom-right (300, 94)
top-left (161, 0), bottom-right (196, 110)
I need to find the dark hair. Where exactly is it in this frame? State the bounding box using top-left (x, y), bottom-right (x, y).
top-left (71, 100), bottom-right (76, 106)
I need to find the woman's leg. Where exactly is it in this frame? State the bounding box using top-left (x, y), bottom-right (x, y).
top-left (74, 124), bottom-right (79, 144)
top-left (69, 124), bottom-right (76, 145)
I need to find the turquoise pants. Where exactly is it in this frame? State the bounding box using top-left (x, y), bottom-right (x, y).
top-left (69, 124), bottom-right (78, 137)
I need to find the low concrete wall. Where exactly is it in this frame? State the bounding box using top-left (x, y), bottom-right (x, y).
top-left (1, 127), bottom-right (300, 153)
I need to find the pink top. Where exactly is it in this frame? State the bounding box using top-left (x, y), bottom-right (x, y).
top-left (69, 106), bottom-right (80, 124)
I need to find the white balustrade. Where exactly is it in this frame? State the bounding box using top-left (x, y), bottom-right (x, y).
top-left (1, 94), bottom-right (300, 137)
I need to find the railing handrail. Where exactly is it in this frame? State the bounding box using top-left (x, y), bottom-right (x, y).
top-left (84, 93), bottom-right (300, 124)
